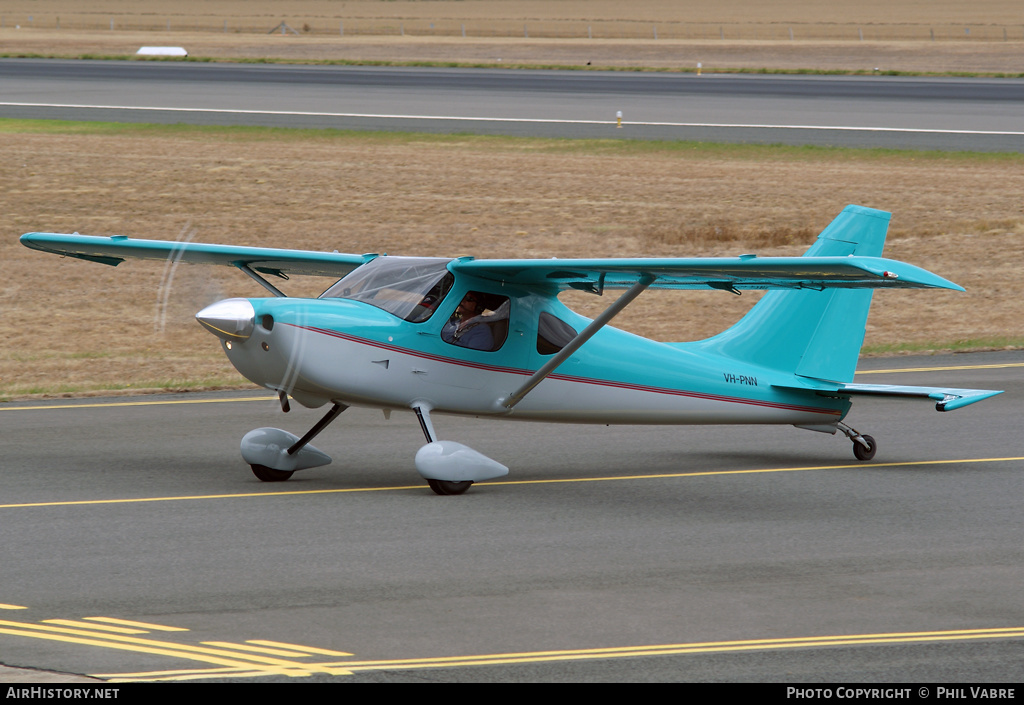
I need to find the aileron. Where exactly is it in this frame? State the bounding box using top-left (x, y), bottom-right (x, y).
top-left (19, 232), bottom-right (372, 279)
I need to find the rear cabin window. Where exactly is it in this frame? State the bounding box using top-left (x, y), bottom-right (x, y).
top-left (536, 312), bottom-right (577, 355)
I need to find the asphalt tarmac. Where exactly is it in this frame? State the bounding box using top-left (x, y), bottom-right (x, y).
top-left (1, 351), bottom-right (1021, 682)
top-left (1, 60), bottom-right (1022, 150)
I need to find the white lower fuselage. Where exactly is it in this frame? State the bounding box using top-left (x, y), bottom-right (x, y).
top-left (221, 297), bottom-right (849, 428)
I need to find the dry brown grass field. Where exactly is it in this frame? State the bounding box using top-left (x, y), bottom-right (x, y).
top-left (2, 126), bottom-right (1022, 399)
top-left (1, 1), bottom-right (1022, 400)
top-left (4, 0), bottom-right (1023, 33)
top-left (2, 1), bottom-right (1024, 72)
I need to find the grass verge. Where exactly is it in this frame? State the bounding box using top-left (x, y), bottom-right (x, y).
top-left (1, 118), bottom-right (1021, 165)
top-left (0, 377), bottom-right (255, 402)
top-left (862, 337), bottom-right (1024, 356)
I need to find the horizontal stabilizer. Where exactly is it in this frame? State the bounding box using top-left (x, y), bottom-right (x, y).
top-left (776, 381), bottom-right (1002, 412)
top-left (838, 383), bottom-right (1003, 412)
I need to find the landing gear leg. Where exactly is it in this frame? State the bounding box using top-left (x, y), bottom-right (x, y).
top-left (246, 402), bottom-right (348, 482)
top-left (837, 421), bottom-right (877, 461)
top-left (413, 404), bottom-right (475, 496)
top-left (286, 402), bottom-right (347, 458)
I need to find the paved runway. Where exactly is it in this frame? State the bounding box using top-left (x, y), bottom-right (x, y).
top-left (1, 352), bottom-right (1021, 681)
top-left (1, 60), bottom-right (1022, 150)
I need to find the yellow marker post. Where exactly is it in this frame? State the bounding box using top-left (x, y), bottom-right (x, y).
top-left (697, 62), bottom-right (702, 76)
top-left (616, 110), bottom-right (622, 128)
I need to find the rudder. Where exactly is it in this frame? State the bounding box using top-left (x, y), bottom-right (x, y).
top-left (695, 205), bottom-right (891, 383)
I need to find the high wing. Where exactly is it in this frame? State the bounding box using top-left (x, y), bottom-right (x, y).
top-left (22, 232), bottom-right (961, 293)
top-left (20, 232), bottom-right (374, 279)
top-left (450, 255), bottom-right (963, 293)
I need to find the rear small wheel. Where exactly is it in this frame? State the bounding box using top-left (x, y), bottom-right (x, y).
top-left (427, 479), bottom-right (473, 496)
top-left (852, 435), bottom-right (877, 461)
top-left (251, 464), bottom-right (295, 482)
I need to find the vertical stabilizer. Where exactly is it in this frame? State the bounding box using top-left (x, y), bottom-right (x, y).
top-left (696, 205), bottom-right (891, 383)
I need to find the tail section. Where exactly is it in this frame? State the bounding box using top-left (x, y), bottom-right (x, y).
top-left (697, 205), bottom-right (891, 383)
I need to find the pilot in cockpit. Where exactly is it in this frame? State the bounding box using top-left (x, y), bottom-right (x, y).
top-left (441, 292), bottom-right (494, 351)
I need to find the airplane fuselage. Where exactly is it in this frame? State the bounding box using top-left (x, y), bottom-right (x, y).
top-left (219, 282), bottom-right (850, 428)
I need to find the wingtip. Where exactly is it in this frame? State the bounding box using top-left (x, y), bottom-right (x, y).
top-left (875, 260), bottom-right (965, 291)
top-left (925, 271), bottom-right (965, 292)
top-left (937, 389), bottom-right (1003, 412)
top-left (19, 231), bottom-right (50, 251)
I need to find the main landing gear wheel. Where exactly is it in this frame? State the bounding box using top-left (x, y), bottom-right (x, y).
top-left (250, 464), bottom-right (295, 482)
top-left (427, 479), bottom-right (474, 496)
top-left (852, 435), bottom-right (877, 461)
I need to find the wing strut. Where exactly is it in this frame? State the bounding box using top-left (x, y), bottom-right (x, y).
top-left (501, 275), bottom-right (655, 410)
top-left (235, 262), bottom-right (288, 298)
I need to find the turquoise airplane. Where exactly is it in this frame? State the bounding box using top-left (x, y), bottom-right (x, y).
top-left (21, 205), bottom-right (1001, 495)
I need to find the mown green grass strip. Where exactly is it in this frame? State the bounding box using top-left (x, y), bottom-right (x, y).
top-left (0, 377), bottom-right (252, 403)
top-left (1, 117), bottom-right (1021, 164)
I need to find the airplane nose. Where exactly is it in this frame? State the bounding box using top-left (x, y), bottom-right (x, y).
top-left (196, 298), bottom-right (255, 341)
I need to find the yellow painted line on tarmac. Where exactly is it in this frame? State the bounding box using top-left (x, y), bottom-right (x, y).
top-left (337, 627), bottom-right (1024, 673)
top-left (0, 484), bottom-right (423, 509)
top-left (0, 631), bottom-right (298, 677)
top-left (857, 362), bottom-right (1024, 375)
top-left (200, 641), bottom-right (315, 657)
top-left (488, 456), bottom-right (1024, 487)
top-left (246, 640), bottom-right (354, 656)
top-left (92, 625), bottom-right (1024, 681)
top-left (327, 626), bottom-right (1024, 673)
top-left (0, 626), bottom-right (312, 677)
top-left (82, 617), bottom-right (190, 632)
top-left (2, 456), bottom-right (1022, 510)
top-left (0, 619), bottom-right (349, 677)
top-left (0, 396), bottom-right (274, 411)
top-left (42, 619), bottom-right (148, 634)
top-left (0, 604), bottom-right (27, 610)
top-left (96, 666), bottom-right (309, 682)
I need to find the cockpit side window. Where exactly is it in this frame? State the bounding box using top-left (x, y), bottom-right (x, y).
top-left (407, 272), bottom-right (454, 323)
top-left (537, 311), bottom-right (577, 355)
top-left (441, 291), bottom-right (510, 352)
top-left (319, 257), bottom-right (454, 323)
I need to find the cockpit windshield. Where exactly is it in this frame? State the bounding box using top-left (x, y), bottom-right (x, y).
top-left (319, 256), bottom-right (454, 323)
